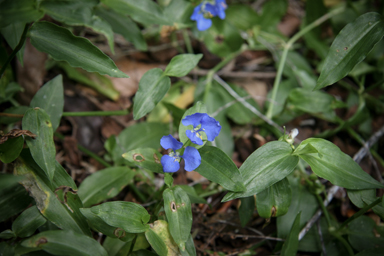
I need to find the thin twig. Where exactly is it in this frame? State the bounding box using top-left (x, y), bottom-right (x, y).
top-left (317, 220), bottom-right (327, 256)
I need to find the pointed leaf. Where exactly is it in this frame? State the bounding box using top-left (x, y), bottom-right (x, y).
top-left (223, 141), bottom-right (299, 202)
top-left (239, 196), bottom-right (255, 227)
top-left (0, 0), bottom-right (44, 28)
top-left (145, 220), bottom-right (180, 256)
top-left (280, 212), bottom-right (301, 256)
top-left (164, 54), bottom-right (202, 77)
top-left (122, 148), bottom-right (163, 173)
top-left (195, 146), bottom-right (246, 192)
top-left (21, 230), bottom-right (108, 256)
top-left (29, 21), bottom-right (128, 78)
top-left (298, 138), bottom-right (384, 189)
top-left (22, 107), bottom-right (56, 181)
top-left (316, 12), bottom-right (384, 89)
top-left (78, 167), bottom-right (135, 207)
top-left (163, 186), bottom-right (192, 251)
top-left (133, 68), bottom-right (171, 120)
top-left (12, 206), bottom-right (47, 238)
top-left (90, 202), bottom-right (150, 233)
top-left (0, 180), bottom-right (32, 222)
top-left (0, 22), bottom-right (26, 65)
top-left (30, 75), bottom-right (64, 131)
top-left (0, 136), bottom-right (24, 163)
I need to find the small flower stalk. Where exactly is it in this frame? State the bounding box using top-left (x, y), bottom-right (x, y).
top-left (190, 0), bottom-right (227, 31)
top-left (160, 113), bottom-right (221, 173)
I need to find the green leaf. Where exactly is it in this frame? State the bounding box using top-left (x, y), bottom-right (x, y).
top-left (101, 0), bottom-right (171, 26)
top-left (164, 54), bottom-right (202, 77)
top-left (21, 230), bottom-right (108, 256)
top-left (0, 0), bottom-right (44, 28)
top-left (15, 155), bottom-right (91, 236)
top-left (280, 212), bottom-right (301, 256)
top-left (0, 82), bottom-right (23, 104)
top-left (94, 5), bottom-right (147, 51)
top-left (298, 138), bottom-right (384, 189)
top-left (30, 75), bottom-right (64, 131)
top-left (80, 208), bottom-right (132, 241)
top-left (163, 0), bottom-right (193, 27)
top-left (226, 4), bottom-right (259, 31)
top-left (348, 189), bottom-right (384, 219)
top-left (90, 202), bottom-right (150, 233)
top-left (103, 236), bottom-right (135, 256)
top-left (348, 216), bottom-right (384, 252)
top-left (178, 101), bottom-right (207, 145)
top-left (0, 230), bottom-right (15, 239)
top-left (57, 61), bottom-right (120, 101)
top-left (316, 12), bottom-right (384, 89)
top-left (122, 148), bottom-right (163, 173)
top-left (105, 122), bottom-right (169, 166)
top-left (239, 196), bottom-right (255, 227)
top-left (22, 107), bottom-right (56, 181)
top-left (293, 143), bottom-right (319, 156)
top-left (12, 206), bottom-right (47, 238)
top-left (0, 136), bottom-right (24, 163)
top-left (145, 220), bottom-right (180, 256)
top-left (177, 185), bottom-right (207, 204)
top-left (78, 167), bottom-right (135, 207)
top-left (223, 141), bottom-right (299, 202)
top-left (256, 177), bottom-right (292, 219)
top-left (29, 21), bottom-right (128, 78)
top-left (0, 22), bottom-right (26, 65)
top-left (195, 146), bottom-right (246, 192)
top-left (163, 186), bottom-right (192, 251)
top-left (133, 68), bottom-right (171, 120)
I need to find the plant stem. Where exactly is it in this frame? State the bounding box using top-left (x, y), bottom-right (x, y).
top-left (54, 132), bottom-right (112, 168)
top-left (182, 29), bottom-right (194, 54)
top-left (331, 232), bottom-right (355, 256)
top-left (265, 4), bottom-right (346, 119)
top-left (315, 194), bottom-right (332, 228)
top-left (129, 184), bottom-right (147, 203)
top-left (62, 109), bottom-right (129, 117)
top-left (336, 196), bottom-right (382, 232)
top-left (0, 24), bottom-right (29, 79)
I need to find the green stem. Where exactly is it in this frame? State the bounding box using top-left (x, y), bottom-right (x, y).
top-left (315, 194), bottom-right (332, 228)
top-left (331, 232), bottom-right (355, 256)
top-left (203, 47), bottom-right (245, 103)
top-left (0, 24), bottom-right (29, 79)
top-left (9, 98), bottom-right (20, 107)
top-left (54, 132), bottom-right (112, 168)
top-left (266, 4), bottom-right (346, 119)
top-left (199, 189), bottom-right (220, 198)
top-left (336, 197), bottom-right (382, 232)
top-left (62, 109), bottom-right (129, 117)
top-left (129, 184), bottom-right (147, 203)
top-left (182, 29), bottom-right (193, 54)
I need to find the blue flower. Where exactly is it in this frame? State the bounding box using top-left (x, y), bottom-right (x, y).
top-left (190, 0), bottom-right (227, 31)
top-left (182, 113), bottom-right (221, 145)
top-left (160, 135), bottom-right (201, 173)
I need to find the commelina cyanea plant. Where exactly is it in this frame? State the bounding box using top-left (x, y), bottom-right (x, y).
top-left (190, 0), bottom-right (227, 31)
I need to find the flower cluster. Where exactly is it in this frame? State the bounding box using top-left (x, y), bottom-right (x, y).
top-left (160, 113), bottom-right (221, 173)
top-left (190, 0), bottom-right (227, 31)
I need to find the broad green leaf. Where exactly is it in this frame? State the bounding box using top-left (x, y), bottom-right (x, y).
top-left (195, 146), bottom-right (245, 192)
top-left (101, 0), bottom-right (171, 26)
top-left (80, 208), bottom-right (134, 241)
top-left (22, 107), bottom-right (56, 181)
top-left (316, 12), bottom-right (384, 89)
top-left (21, 230), bottom-right (108, 256)
top-left (0, 22), bottom-right (26, 65)
top-left (177, 185), bottom-right (207, 204)
top-left (0, 230), bottom-right (15, 239)
top-left (178, 101), bottom-right (207, 145)
top-left (348, 216), bottom-right (384, 252)
top-left (0, 0), bottom-right (44, 28)
top-left (30, 75), bottom-right (64, 131)
top-left (105, 122), bottom-right (169, 166)
top-left (348, 189), bottom-right (384, 219)
top-left (226, 4), bottom-right (259, 31)
top-left (103, 236), bottom-right (135, 256)
top-left (181, 234), bottom-right (196, 256)
top-left (163, 0), bottom-right (193, 27)
top-left (0, 136), bottom-right (24, 163)
top-left (57, 61), bottom-right (119, 101)
top-left (133, 68), bottom-right (171, 120)
top-left (29, 21), bottom-right (128, 78)
top-left (164, 54), bottom-right (202, 77)
top-left (122, 148), bottom-right (163, 173)
top-left (293, 143), bottom-right (319, 156)
top-left (223, 141), bottom-right (299, 202)
top-left (15, 156), bottom-right (91, 236)
top-left (163, 186), bottom-right (192, 251)
top-left (131, 249), bottom-right (159, 256)
top-left (259, 0), bottom-right (287, 33)
top-left (0, 173), bottom-right (24, 191)
top-left (0, 242), bottom-right (15, 256)
top-left (280, 212), bottom-right (301, 256)
top-left (12, 206), bottom-right (47, 238)
top-left (256, 177), bottom-right (291, 219)
top-left (145, 220), bottom-right (180, 256)
top-left (90, 202), bottom-right (150, 233)
top-left (0, 82), bottom-right (23, 104)
top-left (239, 196), bottom-right (255, 227)
top-left (0, 180), bottom-right (32, 222)
top-left (78, 167), bottom-right (135, 207)
top-left (298, 138), bottom-right (384, 189)
top-left (95, 5), bottom-right (147, 51)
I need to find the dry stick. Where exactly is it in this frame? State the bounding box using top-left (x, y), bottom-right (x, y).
top-left (298, 123), bottom-right (384, 241)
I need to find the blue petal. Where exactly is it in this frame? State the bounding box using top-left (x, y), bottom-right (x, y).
top-left (200, 115), bottom-right (221, 141)
top-left (160, 135), bottom-right (183, 151)
top-left (182, 113), bottom-right (208, 128)
top-left (196, 17), bottom-right (212, 31)
top-left (161, 155), bottom-right (180, 173)
top-left (215, 0), bottom-right (227, 19)
top-left (204, 3), bottom-right (217, 16)
top-left (182, 147), bottom-right (201, 171)
top-left (190, 4), bottom-right (202, 21)
top-left (186, 130), bottom-right (203, 145)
